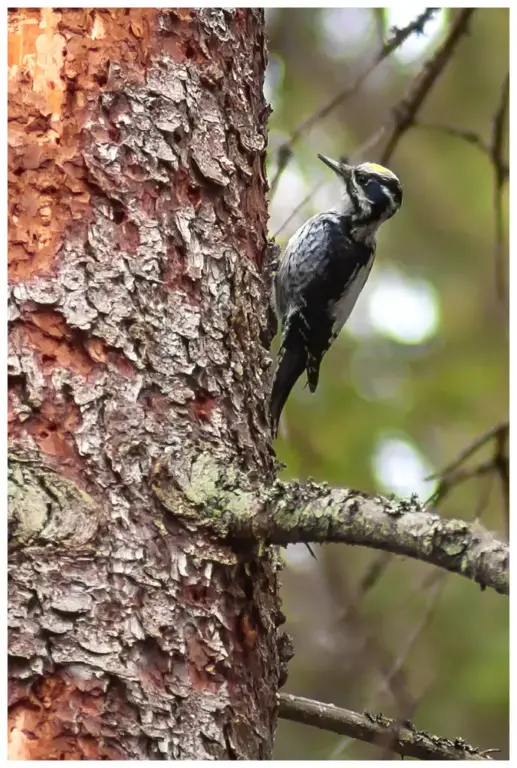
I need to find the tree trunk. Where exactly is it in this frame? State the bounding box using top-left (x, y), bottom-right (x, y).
top-left (8, 7), bottom-right (285, 759)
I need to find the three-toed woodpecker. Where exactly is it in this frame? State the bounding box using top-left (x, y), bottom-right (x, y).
top-left (270, 154), bottom-right (403, 435)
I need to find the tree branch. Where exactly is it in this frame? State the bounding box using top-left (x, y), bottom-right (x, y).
top-left (269, 8), bottom-right (438, 199)
top-left (490, 72), bottom-right (509, 304)
top-left (427, 422), bottom-right (508, 480)
top-left (414, 121), bottom-right (509, 180)
top-left (271, 10), bottom-right (473, 237)
top-left (380, 8), bottom-right (475, 163)
top-left (426, 422), bottom-right (509, 509)
top-left (152, 453), bottom-right (509, 596)
top-left (278, 693), bottom-right (495, 760)
top-left (427, 458), bottom-right (497, 508)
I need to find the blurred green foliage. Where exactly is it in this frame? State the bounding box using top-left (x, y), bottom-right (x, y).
top-left (266, 8), bottom-right (508, 760)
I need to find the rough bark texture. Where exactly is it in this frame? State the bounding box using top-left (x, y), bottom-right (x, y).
top-left (8, 8), bottom-right (285, 760)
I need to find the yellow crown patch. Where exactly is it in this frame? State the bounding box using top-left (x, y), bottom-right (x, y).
top-left (362, 162), bottom-right (391, 175)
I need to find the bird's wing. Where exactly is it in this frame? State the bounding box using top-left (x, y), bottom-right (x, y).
top-left (284, 215), bottom-right (371, 359)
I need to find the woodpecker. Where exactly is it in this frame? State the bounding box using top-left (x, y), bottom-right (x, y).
top-left (270, 154), bottom-right (403, 436)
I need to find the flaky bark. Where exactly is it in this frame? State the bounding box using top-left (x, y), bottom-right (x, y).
top-left (8, 8), bottom-right (285, 760)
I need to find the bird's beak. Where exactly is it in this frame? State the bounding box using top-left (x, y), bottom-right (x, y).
top-left (317, 153), bottom-right (351, 178)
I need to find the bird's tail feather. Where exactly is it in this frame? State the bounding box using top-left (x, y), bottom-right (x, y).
top-left (269, 338), bottom-right (306, 437)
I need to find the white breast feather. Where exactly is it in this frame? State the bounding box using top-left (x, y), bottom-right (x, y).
top-left (331, 252), bottom-right (375, 338)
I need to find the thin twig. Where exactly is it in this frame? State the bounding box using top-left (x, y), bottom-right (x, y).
top-left (380, 9), bottom-right (475, 164)
top-left (278, 693), bottom-right (493, 760)
top-left (387, 577), bottom-right (443, 689)
top-left (273, 179), bottom-right (325, 239)
top-left (293, 9), bottom-right (438, 142)
top-left (489, 72), bottom-right (509, 304)
top-left (415, 121), bottom-right (509, 179)
top-left (494, 425), bottom-right (509, 536)
top-left (357, 552), bottom-right (392, 596)
top-left (426, 422), bottom-right (509, 509)
top-left (426, 422), bottom-right (508, 482)
top-left (331, 571), bottom-right (444, 758)
top-left (269, 8), bottom-right (438, 199)
top-left (377, 577), bottom-right (445, 759)
top-left (427, 458), bottom-right (497, 508)
top-left (333, 584), bottom-right (415, 717)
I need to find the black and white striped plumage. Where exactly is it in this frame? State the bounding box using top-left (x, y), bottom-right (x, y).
top-left (270, 155), bottom-right (403, 436)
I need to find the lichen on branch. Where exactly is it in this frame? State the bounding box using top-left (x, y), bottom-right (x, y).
top-left (152, 451), bottom-right (509, 596)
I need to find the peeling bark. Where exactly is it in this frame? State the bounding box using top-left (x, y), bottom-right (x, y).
top-left (8, 8), bottom-right (284, 760)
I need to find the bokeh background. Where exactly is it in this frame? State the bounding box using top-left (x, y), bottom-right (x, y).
top-left (265, 7), bottom-right (509, 760)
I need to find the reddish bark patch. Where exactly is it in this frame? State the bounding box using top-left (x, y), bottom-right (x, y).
top-left (183, 583), bottom-right (211, 606)
top-left (140, 183), bottom-right (159, 218)
top-left (117, 218), bottom-right (140, 252)
top-left (14, 322), bottom-right (95, 377)
top-left (238, 612), bottom-right (258, 652)
top-left (11, 310), bottom-right (136, 382)
top-left (172, 167), bottom-right (203, 209)
top-left (7, 391), bottom-right (19, 426)
top-left (240, 181), bottom-right (267, 266)
top-left (158, 9), bottom-right (207, 65)
top-left (190, 392), bottom-right (217, 422)
top-left (29, 309), bottom-right (73, 339)
top-left (8, 8), bottom-right (159, 282)
top-left (84, 338), bottom-right (136, 379)
top-left (25, 398), bottom-right (82, 460)
top-left (84, 337), bottom-right (108, 363)
top-left (8, 673), bottom-right (123, 760)
top-left (184, 625), bottom-right (220, 693)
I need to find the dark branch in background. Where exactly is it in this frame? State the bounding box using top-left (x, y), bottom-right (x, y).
top-left (494, 425), bottom-right (509, 536)
top-left (278, 693), bottom-right (496, 760)
top-left (355, 551), bottom-right (391, 599)
top-left (414, 121), bottom-right (509, 180)
top-left (377, 577), bottom-right (445, 760)
top-left (271, 10), bottom-right (474, 237)
top-left (152, 455), bottom-right (509, 596)
top-left (379, 8), bottom-right (475, 163)
top-left (427, 422), bottom-right (509, 519)
top-left (331, 571), bottom-right (444, 758)
top-left (429, 459), bottom-right (497, 508)
top-left (268, 8), bottom-right (438, 199)
top-left (429, 422), bottom-right (508, 478)
top-left (490, 72), bottom-right (509, 304)
top-left (414, 72), bottom-right (509, 313)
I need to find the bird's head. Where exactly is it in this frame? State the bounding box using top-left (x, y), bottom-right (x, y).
top-left (318, 154), bottom-right (403, 231)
